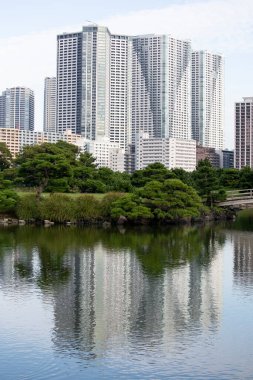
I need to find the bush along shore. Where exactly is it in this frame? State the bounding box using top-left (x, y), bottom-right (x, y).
top-left (0, 181), bottom-right (234, 227)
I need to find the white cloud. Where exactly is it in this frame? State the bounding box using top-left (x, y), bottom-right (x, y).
top-left (101, 0), bottom-right (253, 53)
top-left (0, 0), bottom-right (252, 146)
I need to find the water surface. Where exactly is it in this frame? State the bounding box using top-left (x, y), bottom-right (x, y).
top-left (0, 223), bottom-right (253, 379)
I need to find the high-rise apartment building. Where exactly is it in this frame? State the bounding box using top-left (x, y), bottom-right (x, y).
top-left (57, 31), bottom-right (82, 135)
top-left (43, 77), bottom-right (56, 133)
top-left (0, 87), bottom-right (34, 131)
top-left (235, 97), bottom-right (253, 169)
top-left (192, 51), bottom-right (224, 150)
top-left (56, 26), bottom-right (191, 151)
top-left (131, 35), bottom-right (191, 144)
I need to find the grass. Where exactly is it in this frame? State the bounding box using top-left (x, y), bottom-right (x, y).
top-left (16, 189), bottom-right (106, 200)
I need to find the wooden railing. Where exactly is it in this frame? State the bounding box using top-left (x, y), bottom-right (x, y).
top-left (225, 189), bottom-right (253, 200)
top-left (217, 189), bottom-right (253, 207)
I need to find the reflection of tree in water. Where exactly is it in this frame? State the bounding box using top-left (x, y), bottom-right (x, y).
top-left (0, 225), bottom-right (227, 359)
top-left (0, 225), bottom-right (227, 287)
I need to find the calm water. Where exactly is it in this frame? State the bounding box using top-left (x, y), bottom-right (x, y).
top-left (0, 223), bottom-right (253, 379)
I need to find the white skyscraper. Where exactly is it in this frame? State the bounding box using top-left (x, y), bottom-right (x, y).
top-left (56, 26), bottom-right (192, 149)
top-left (0, 87), bottom-right (34, 131)
top-left (57, 31), bottom-right (82, 134)
top-left (43, 77), bottom-right (56, 133)
top-left (131, 35), bottom-right (191, 145)
top-left (192, 51), bottom-right (224, 150)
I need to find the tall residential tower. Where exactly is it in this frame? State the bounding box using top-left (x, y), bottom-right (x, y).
top-left (0, 87), bottom-right (34, 131)
top-left (235, 97), bottom-right (253, 169)
top-left (43, 77), bottom-right (56, 133)
top-left (56, 26), bottom-right (192, 150)
top-left (192, 51), bottom-right (224, 149)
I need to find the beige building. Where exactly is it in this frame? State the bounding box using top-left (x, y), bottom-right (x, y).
top-left (0, 128), bottom-right (84, 157)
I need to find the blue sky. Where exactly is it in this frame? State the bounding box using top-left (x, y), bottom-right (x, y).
top-left (1, 0), bottom-right (253, 148)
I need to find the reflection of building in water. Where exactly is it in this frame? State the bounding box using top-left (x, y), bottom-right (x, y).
top-left (163, 252), bottom-right (223, 342)
top-left (233, 231), bottom-right (253, 289)
top-left (0, 246), bottom-right (39, 292)
top-left (51, 241), bottom-right (223, 355)
top-left (53, 250), bottom-right (96, 353)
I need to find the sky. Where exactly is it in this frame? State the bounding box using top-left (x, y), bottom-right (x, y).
top-left (1, 0), bottom-right (253, 149)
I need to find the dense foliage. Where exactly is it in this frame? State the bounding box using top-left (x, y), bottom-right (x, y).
top-left (0, 140), bottom-right (252, 222)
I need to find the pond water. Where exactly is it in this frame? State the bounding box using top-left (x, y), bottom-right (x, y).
top-left (0, 222), bottom-right (253, 379)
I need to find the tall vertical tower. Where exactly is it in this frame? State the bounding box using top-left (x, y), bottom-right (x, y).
top-left (43, 77), bottom-right (56, 133)
top-left (0, 87), bottom-right (34, 131)
top-left (235, 97), bottom-right (253, 169)
top-left (131, 35), bottom-right (191, 145)
top-left (192, 51), bottom-right (224, 149)
top-left (0, 95), bottom-right (5, 128)
top-left (80, 26), bottom-right (111, 140)
top-left (56, 26), bottom-right (192, 151)
top-left (110, 34), bottom-right (132, 149)
top-left (57, 32), bottom-right (82, 134)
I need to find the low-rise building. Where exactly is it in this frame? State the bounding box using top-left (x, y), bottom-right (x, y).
top-left (135, 133), bottom-right (196, 171)
top-left (196, 145), bottom-right (220, 168)
top-left (86, 139), bottom-right (125, 172)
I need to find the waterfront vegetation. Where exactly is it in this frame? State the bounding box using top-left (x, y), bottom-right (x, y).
top-left (0, 141), bottom-right (252, 224)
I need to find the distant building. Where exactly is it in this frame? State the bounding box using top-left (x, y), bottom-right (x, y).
top-left (0, 128), bottom-right (125, 172)
top-left (0, 128), bottom-right (84, 158)
top-left (43, 77), bottom-right (56, 133)
top-left (135, 133), bottom-right (196, 172)
top-left (86, 139), bottom-right (125, 172)
top-left (56, 25), bottom-right (191, 149)
top-left (217, 149), bottom-right (234, 169)
top-left (192, 51), bottom-right (224, 150)
top-left (0, 87), bottom-right (34, 131)
top-left (235, 97), bottom-right (253, 169)
top-left (196, 145), bottom-right (220, 168)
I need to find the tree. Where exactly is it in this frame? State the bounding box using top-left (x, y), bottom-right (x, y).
top-left (15, 143), bottom-right (73, 196)
top-left (0, 142), bottom-right (12, 171)
top-left (192, 159), bottom-right (219, 204)
top-left (139, 179), bottom-right (203, 221)
top-left (239, 166), bottom-right (253, 189)
top-left (217, 168), bottom-right (240, 189)
top-left (171, 167), bottom-right (194, 186)
top-left (110, 194), bottom-right (153, 223)
top-left (110, 179), bottom-right (203, 223)
top-left (131, 163), bottom-right (176, 188)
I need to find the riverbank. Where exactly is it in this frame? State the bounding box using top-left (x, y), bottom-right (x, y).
top-left (0, 180), bottom-right (235, 226)
top-left (0, 207), bottom-right (235, 227)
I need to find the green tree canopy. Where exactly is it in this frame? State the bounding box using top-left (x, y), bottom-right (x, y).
top-left (131, 162), bottom-right (176, 188)
top-left (15, 143), bottom-right (74, 195)
top-left (0, 142), bottom-right (12, 171)
top-left (192, 158), bottom-right (219, 201)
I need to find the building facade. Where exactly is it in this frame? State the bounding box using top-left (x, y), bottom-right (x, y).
top-left (56, 26), bottom-right (191, 153)
top-left (235, 97), bottom-right (253, 169)
top-left (192, 51), bottom-right (224, 150)
top-left (0, 87), bottom-right (34, 131)
top-left (217, 149), bottom-right (234, 169)
top-left (131, 35), bottom-right (191, 145)
top-left (0, 128), bottom-right (84, 157)
top-left (135, 133), bottom-right (196, 172)
top-left (86, 139), bottom-right (125, 172)
top-left (196, 145), bottom-right (220, 168)
top-left (43, 77), bottom-right (57, 133)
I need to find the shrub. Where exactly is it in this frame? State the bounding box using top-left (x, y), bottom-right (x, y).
top-left (100, 192), bottom-right (125, 218)
top-left (39, 194), bottom-right (75, 223)
top-left (73, 195), bottom-right (101, 222)
top-left (0, 189), bottom-right (19, 215)
top-left (16, 194), bottom-right (41, 220)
